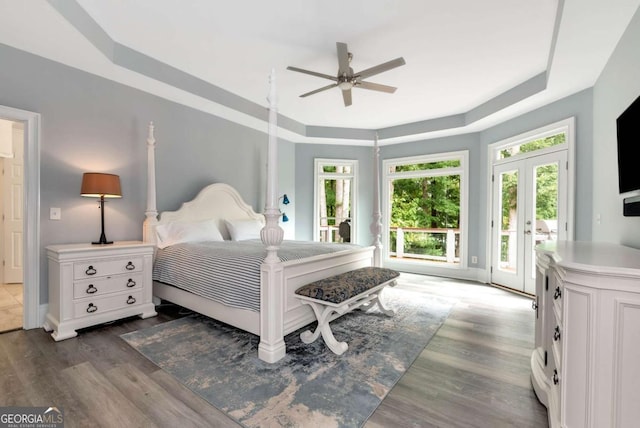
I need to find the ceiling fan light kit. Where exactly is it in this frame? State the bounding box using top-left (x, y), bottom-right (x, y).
top-left (287, 42), bottom-right (405, 107)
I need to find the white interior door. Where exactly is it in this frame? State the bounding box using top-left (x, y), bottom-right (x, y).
top-left (491, 150), bottom-right (567, 294)
top-left (3, 125), bottom-right (24, 284)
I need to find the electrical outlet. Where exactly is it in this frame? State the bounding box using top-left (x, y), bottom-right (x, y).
top-left (471, 256), bottom-right (478, 264)
top-left (50, 207), bottom-right (61, 220)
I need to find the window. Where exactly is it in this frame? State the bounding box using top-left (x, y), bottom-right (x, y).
top-left (314, 159), bottom-right (358, 243)
top-left (496, 131), bottom-right (566, 160)
top-left (383, 151), bottom-right (468, 268)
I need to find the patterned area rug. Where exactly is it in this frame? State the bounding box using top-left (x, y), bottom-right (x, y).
top-left (122, 287), bottom-right (455, 427)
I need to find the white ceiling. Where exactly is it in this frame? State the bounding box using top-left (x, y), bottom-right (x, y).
top-left (0, 0), bottom-right (639, 144)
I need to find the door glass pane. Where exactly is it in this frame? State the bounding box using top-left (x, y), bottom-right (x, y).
top-left (534, 162), bottom-right (559, 245)
top-left (499, 170), bottom-right (518, 273)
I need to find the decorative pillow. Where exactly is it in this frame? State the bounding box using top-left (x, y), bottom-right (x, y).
top-left (155, 219), bottom-right (224, 249)
top-left (225, 218), bottom-right (263, 241)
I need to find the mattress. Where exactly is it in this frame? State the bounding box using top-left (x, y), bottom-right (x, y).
top-left (153, 239), bottom-right (358, 312)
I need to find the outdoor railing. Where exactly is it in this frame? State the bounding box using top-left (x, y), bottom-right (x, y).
top-left (389, 227), bottom-right (460, 263)
top-left (319, 217), bottom-right (351, 242)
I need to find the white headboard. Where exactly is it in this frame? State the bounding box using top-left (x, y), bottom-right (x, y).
top-left (157, 183), bottom-right (264, 241)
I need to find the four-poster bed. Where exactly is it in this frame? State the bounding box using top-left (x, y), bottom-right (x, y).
top-left (143, 70), bottom-right (384, 363)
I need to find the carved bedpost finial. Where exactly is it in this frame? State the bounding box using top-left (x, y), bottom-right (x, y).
top-left (262, 69), bottom-right (284, 263)
top-left (370, 132), bottom-right (383, 267)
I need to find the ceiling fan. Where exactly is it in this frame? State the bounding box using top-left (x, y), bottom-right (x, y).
top-left (287, 42), bottom-right (406, 107)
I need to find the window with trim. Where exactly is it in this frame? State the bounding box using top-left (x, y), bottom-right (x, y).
top-left (383, 151), bottom-right (468, 267)
top-left (314, 159), bottom-right (358, 243)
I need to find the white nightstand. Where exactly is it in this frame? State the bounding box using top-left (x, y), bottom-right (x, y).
top-left (43, 241), bottom-right (157, 341)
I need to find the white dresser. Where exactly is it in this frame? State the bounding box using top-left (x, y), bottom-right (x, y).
top-left (532, 241), bottom-right (640, 428)
top-left (44, 241), bottom-right (157, 340)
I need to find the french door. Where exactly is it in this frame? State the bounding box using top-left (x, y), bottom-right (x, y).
top-left (491, 150), bottom-right (568, 294)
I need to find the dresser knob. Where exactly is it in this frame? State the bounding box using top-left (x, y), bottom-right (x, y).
top-left (85, 266), bottom-right (97, 276)
top-left (86, 303), bottom-right (98, 313)
top-left (86, 284), bottom-right (98, 294)
top-left (531, 300), bottom-right (538, 310)
top-left (126, 296), bottom-right (136, 305)
top-left (554, 286), bottom-right (562, 300)
top-left (553, 369), bottom-right (559, 385)
top-left (126, 279), bottom-right (136, 288)
top-left (554, 326), bottom-right (561, 341)
top-left (126, 261), bottom-right (135, 271)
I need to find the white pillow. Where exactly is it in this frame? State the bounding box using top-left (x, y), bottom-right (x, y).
top-left (225, 219), bottom-right (263, 241)
top-left (155, 219), bottom-right (224, 249)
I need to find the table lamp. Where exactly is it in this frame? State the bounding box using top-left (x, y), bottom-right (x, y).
top-left (81, 172), bottom-right (122, 245)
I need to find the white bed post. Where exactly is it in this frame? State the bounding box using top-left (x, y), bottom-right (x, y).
top-left (370, 132), bottom-right (383, 267)
top-left (259, 69), bottom-right (286, 363)
top-left (260, 69), bottom-right (284, 263)
top-left (143, 122), bottom-right (158, 244)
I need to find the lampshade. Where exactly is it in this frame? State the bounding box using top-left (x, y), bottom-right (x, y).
top-left (81, 173), bottom-right (122, 198)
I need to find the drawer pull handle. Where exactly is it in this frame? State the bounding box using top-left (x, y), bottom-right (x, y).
top-left (554, 326), bottom-right (561, 341)
top-left (86, 284), bottom-right (98, 294)
top-left (85, 266), bottom-right (97, 276)
top-left (553, 369), bottom-right (559, 385)
top-left (126, 279), bottom-right (136, 288)
top-left (86, 303), bottom-right (98, 313)
top-left (126, 261), bottom-right (135, 271)
top-left (127, 296), bottom-right (136, 305)
top-left (554, 286), bottom-right (562, 300)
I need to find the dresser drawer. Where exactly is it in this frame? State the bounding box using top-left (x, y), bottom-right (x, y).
top-left (73, 256), bottom-right (143, 280)
top-left (73, 273), bottom-right (143, 299)
top-left (74, 290), bottom-right (143, 319)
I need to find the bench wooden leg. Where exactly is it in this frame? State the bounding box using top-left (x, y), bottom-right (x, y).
top-left (299, 301), bottom-right (349, 355)
top-left (360, 280), bottom-right (396, 316)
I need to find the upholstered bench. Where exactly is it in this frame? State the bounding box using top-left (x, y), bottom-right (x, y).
top-left (295, 266), bottom-right (400, 355)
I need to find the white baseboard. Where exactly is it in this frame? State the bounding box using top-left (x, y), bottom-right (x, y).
top-left (38, 303), bottom-right (49, 328)
top-left (385, 260), bottom-right (488, 283)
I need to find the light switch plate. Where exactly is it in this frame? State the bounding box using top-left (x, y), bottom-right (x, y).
top-left (50, 207), bottom-right (61, 220)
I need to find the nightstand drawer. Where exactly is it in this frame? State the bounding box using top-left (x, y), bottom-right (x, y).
top-left (73, 256), bottom-right (143, 280)
top-left (74, 290), bottom-right (143, 319)
top-left (73, 273), bottom-right (143, 299)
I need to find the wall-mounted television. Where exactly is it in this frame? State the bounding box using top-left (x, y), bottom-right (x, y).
top-left (617, 94), bottom-right (640, 194)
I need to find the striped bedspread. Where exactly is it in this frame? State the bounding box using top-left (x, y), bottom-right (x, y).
top-left (153, 239), bottom-right (359, 312)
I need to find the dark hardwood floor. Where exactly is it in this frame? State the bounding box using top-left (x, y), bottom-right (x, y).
top-left (0, 274), bottom-right (547, 427)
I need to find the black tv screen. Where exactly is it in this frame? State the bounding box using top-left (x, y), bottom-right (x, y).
top-left (617, 94), bottom-right (640, 194)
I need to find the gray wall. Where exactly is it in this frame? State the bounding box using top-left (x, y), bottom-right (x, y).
top-left (592, 6), bottom-right (640, 248)
top-left (0, 44), bottom-right (293, 303)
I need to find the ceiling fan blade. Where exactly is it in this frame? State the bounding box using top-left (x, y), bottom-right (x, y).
top-left (287, 66), bottom-right (337, 82)
top-left (355, 57), bottom-right (406, 80)
top-left (357, 81), bottom-right (397, 94)
top-left (336, 42), bottom-right (350, 75)
top-left (300, 83), bottom-right (338, 98)
top-left (342, 88), bottom-right (352, 107)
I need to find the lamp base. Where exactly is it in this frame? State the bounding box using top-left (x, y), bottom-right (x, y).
top-left (92, 231), bottom-right (113, 245)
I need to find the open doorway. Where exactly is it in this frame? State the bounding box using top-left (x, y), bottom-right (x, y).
top-left (0, 119), bottom-right (24, 332)
top-left (0, 105), bottom-right (40, 331)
